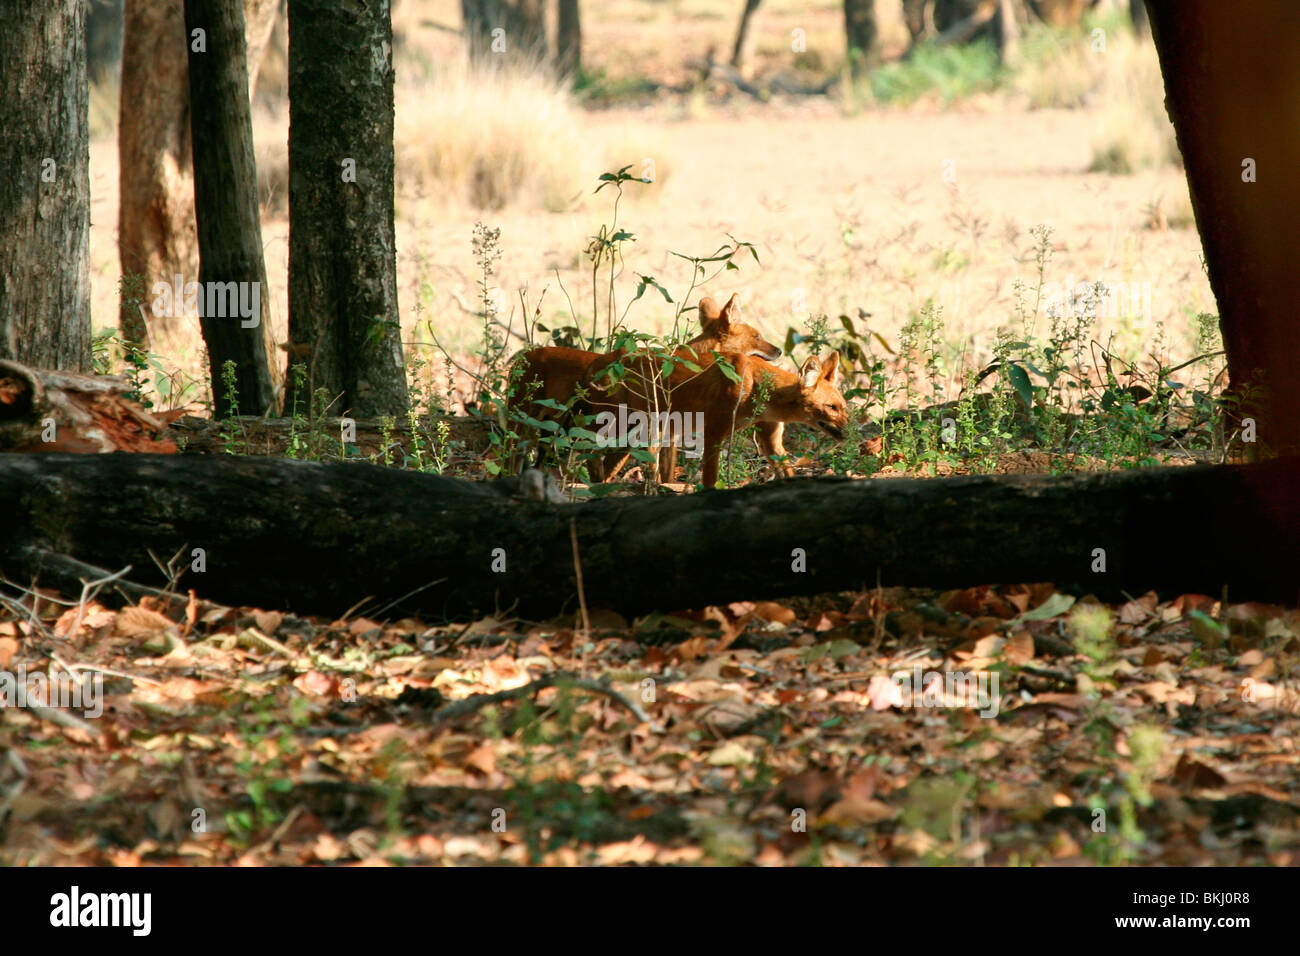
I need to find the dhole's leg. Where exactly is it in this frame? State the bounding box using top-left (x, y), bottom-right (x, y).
top-left (656, 443), bottom-right (679, 483)
top-left (755, 421), bottom-right (794, 478)
top-left (601, 450), bottom-right (631, 482)
top-left (701, 419), bottom-right (732, 488)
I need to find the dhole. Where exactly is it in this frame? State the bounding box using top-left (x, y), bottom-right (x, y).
top-left (509, 294), bottom-right (780, 472)
top-left (586, 348), bottom-right (849, 488)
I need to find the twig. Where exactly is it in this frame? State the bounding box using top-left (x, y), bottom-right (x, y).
top-left (369, 578), bottom-right (450, 620)
top-left (570, 519), bottom-right (591, 638)
top-left (27, 702), bottom-right (101, 740)
top-left (238, 628), bottom-right (294, 658)
top-left (249, 804), bottom-right (305, 857)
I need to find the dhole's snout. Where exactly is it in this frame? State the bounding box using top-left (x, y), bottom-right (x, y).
top-left (818, 421), bottom-right (845, 440)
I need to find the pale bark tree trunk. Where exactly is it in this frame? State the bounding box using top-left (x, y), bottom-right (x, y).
top-left (118, 0), bottom-right (195, 349)
top-left (285, 0), bottom-right (408, 419)
top-left (0, 0), bottom-right (92, 372)
top-left (117, 0), bottom-right (279, 351)
top-left (996, 0), bottom-right (1020, 62)
top-left (184, 0), bottom-right (277, 416)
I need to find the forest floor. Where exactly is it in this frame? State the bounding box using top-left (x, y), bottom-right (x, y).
top-left (3, 574), bottom-right (1298, 865)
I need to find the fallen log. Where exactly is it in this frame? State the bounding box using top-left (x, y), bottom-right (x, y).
top-left (0, 453), bottom-right (1296, 621)
top-left (0, 360), bottom-right (179, 453)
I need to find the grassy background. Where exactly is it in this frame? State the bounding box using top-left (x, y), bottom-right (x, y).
top-left (88, 0), bottom-right (1203, 418)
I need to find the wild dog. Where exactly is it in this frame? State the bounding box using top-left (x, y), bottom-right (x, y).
top-left (510, 293), bottom-right (780, 476)
top-left (591, 350), bottom-right (849, 488)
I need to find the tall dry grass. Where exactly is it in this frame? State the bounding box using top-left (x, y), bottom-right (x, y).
top-left (395, 53), bottom-right (672, 212)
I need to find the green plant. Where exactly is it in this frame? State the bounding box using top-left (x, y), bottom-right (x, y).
top-left (220, 360), bottom-right (248, 455)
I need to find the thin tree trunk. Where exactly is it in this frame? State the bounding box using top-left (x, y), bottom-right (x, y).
top-left (0, 0), bottom-right (92, 373)
top-left (996, 0), bottom-right (1019, 62)
top-left (844, 0), bottom-right (881, 76)
top-left (285, 0), bottom-right (408, 419)
top-left (184, 0), bottom-right (277, 416)
top-left (556, 0), bottom-right (581, 77)
top-left (1130, 0), bottom-right (1150, 39)
top-left (731, 0), bottom-right (763, 71)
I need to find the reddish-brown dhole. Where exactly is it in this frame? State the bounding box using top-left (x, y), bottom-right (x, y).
top-left (508, 293), bottom-right (781, 473)
top-left (586, 348), bottom-right (849, 488)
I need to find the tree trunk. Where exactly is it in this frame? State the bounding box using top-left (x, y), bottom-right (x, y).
top-left (1145, 0), bottom-right (1300, 455)
top-left (0, 0), bottom-right (92, 373)
top-left (183, 0), bottom-right (278, 417)
top-left (242, 0), bottom-right (279, 95)
top-left (515, 0), bottom-right (548, 59)
top-left (463, 0), bottom-right (549, 65)
top-left (285, 0), bottom-right (408, 420)
top-left (87, 0), bottom-right (126, 80)
top-left (1129, 0), bottom-right (1150, 39)
top-left (556, 0), bottom-right (581, 77)
top-left (731, 0), bottom-right (762, 71)
top-left (995, 0), bottom-right (1019, 62)
top-left (118, 0), bottom-right (280, 351)
top-left (118, 0), bottom-right (196, 350)
top-left (844, 0), bottom-right (881, 76)
top-left (3, 454), bottom-right (1296, 621)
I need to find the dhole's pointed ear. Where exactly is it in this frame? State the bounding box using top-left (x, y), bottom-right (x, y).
top-left (799, 355), bottom-right (822, 390)
top-left (717, 292), bottom-right (741, 327)
top-left (697, 297), bottom-right (721, 324)
top-left (820, 351), bottom-right (842, 386)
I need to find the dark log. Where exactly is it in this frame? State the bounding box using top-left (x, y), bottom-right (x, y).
top-left (1, 454), bottom-right (1297, 621)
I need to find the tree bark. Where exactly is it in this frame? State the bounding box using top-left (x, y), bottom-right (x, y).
top-left (2, 454), bottom-right (1296, 621)
top-left (1145, 0), bottom-right (1300, 455)
top-left (0, 0), bottom-right (92, 373)
top-left (463, 0), bottom-right (547, 65)
top-left (183, 0), bottom-right (278, 417)
top-left (995, 0), bottom-right (1019, 62)
top-left (1129, 0), bottom-right (1150, 39)
top-left (118, 0), bottom-right (280, 351)
top-left (286, 0), bottom-right (408, 420)
top-left (731, 0), bottom-right (762, 71)
top-left (119, 0), bottom-right (196, 349)
top-left (844, 0), bottom-right (881, 76)
top-left (87, 0), bottom-right (126, 80)
top-left (556, 0), bottom-right (582, 77)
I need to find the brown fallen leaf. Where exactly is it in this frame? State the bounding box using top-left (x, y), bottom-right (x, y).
top-left (1173, 753), bottom-right (1230, 788)
top-left (1005, 630), bottom-right (1035, 665)
top-left (292, 670), bottom-right (338, 697)
top-left (819, 797), bottom-right (897, 827)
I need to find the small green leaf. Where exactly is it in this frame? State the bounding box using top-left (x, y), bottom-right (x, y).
top-left (1011, 593), bottom-right (1076, 625)
top-left (1006, 363), bottom-right (1034, 407)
